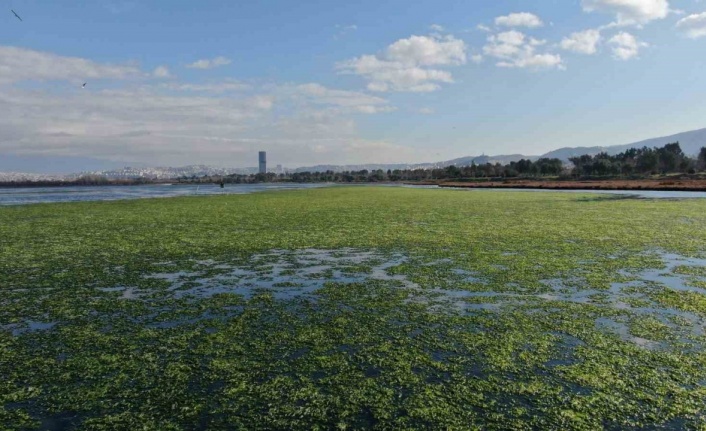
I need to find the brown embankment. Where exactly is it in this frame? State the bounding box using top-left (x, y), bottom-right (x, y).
top-left (408, 178), bottom-right (706, 192)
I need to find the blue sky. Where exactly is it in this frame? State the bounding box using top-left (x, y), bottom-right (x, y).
top-left (2, 0), bottom-right (706, 171)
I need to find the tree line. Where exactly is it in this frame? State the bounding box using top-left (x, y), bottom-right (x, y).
top-left (569, 143), bottom-right (706, 177)
top-left (178, 157), bottom-right (568, 184)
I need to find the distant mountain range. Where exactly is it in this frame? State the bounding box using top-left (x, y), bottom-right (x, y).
top-left (540, 128), bottom-right (706, 161)
top-left (1, 127), bottom-right (704, 181)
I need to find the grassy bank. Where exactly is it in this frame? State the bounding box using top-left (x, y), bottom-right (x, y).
top-left (2, 187), bottom-right (706, 430)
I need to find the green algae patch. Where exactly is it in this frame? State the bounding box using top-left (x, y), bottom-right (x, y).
top-left (652, 289), bottom-right (706, 317)
top-left (2, 187), bottom-right (706, 430)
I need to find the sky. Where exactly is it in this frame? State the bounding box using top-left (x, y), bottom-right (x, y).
top-left (1, 0), bottom-right (706, 172)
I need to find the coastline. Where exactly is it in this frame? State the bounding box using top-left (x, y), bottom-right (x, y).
top-left (421, 179), bottom-right (706, 192)
top-left (4, 178), bottom-right (706, 192)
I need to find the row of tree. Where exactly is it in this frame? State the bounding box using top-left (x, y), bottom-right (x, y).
top-left (569, 143), bottom-right (706, 177)
top-left (179, 161), bottom-right (564, 185)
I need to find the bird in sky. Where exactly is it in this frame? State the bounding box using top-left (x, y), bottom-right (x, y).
top-left (11, 9), bottom-right (22, 21)
top-left (82, 83), bottom-right (87, 88)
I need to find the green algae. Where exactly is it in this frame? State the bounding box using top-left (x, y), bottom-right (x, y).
top-left (1, 187), bottom-right (706, 430)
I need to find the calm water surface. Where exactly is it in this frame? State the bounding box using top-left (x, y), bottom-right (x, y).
top-left (1, 183), bottom-right (705, 206)
top-left (0, 183), bottom-right (334, 206)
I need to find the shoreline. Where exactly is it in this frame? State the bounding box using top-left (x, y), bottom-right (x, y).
top-left (3, 178), bottom-right (706, 192)
top-left (426, 179), bottom-right (706, 192)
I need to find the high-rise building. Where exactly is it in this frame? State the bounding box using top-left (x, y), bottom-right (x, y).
top-left (258, 151), bottom-right (267, 174)
top-left (276, 164), bottom-right (283, 174)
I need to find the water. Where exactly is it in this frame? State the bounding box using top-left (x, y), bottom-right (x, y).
top-left (8, 247), bottom-right (705, 352)
top-left (136, 248), bottom-right (414, 301)
top-left (0, 183), bottom-right (334, 206)
top-left (1, 183), bottom-right (705, 206)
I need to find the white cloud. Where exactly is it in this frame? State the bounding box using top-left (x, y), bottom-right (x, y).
top-left (0, 87), bottom-right (275, 164)
top-left (249, 95), bottom-right (274, 110)
top-left (497, 53), bottom-right (564, 69)
top-left (153, 66), bottom-right (171, 78)
top-left (334, 24), bottom-right (358, 39)
top-left (477, 24), bottom-right (492, 32)
top-left (186, 56), bottom-right (232, 69)
top-left (676, 12), bottom-right (706, 39)
top-left (417, 107), bottom-right (435, 114)
top-left (495, 12), bottom-right (544, 28)
top-left (429, 24), bottom-right (445, 32)
top-left (293, 83), bottom-right (395, 114)
top-left (339, 55), bottom-right (454, 93)
top-left (483, 31), bottom-right (525, 59)
top-left (608, 31), bottom-right (647, 59)
top-left (385, 35), bottom-right (466, 66)
top-left (164, 80), bottom-right (250, 93)
top-left (496, 30), bottom-right (527, 46)
top-left (0, 46), bottom-right (419, 167)
top-left (483, 31), bottom-right (564, 70)
top-left (581, 0), bottom-right (670, 25)
top-left (560, 29), bottom-right (602, 54)
top-left (471, 54), bottom-right (484, 64)
top-left (337, 34), bottom-right (466, 92)
top-left (0, 83), bottom-right (412, 166)
top-left (336, 24), bottom-right (358, 31)
top-left (0, 45), bottom-right (140, 84)
top-left (355, 105), bottom-right (395, 114)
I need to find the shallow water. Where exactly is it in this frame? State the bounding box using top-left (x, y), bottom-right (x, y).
top-left (5, 246), bottom-right (706, 356)
top-left (86, 248), bottom-right (706, 349)
top-left (4, 320), bottom-right (57, 337)
top-left (2, 182), bottom-right (706, 206)
top-left (0, 183), bottom-right (334, 206)
top-left (133, 248), bottom-right (414, 301)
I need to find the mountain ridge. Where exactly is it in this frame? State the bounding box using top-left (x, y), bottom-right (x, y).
top-left (541, 127), bottom-right (706, 161)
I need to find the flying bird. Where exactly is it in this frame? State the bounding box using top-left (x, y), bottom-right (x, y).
top-left (11, 9), bottom-right (22, 21)
top-left (82, 83), bottom-right (87, 88)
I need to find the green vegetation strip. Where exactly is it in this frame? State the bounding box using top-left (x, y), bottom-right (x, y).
top-left (1, 187), bottom-right (706, 430)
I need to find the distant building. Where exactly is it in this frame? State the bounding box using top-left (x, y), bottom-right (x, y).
top-left (259, 151), bottom-right (267, 174)
top-left (276, 164), bottom-right (283, 174)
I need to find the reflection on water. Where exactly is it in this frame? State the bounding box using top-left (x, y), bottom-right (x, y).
top-left (4, 320), bottom-right (57, 337)
top-left (7, 245), bottom-right (705, 354)
top-left (616, 253), bottom-right (706, 295)
top-left (140, 248), bottom-right (413, 300)
top-left (595, 318), bottom-right (665, 351)
top-left (0, 183), bottom-right (335, 206)
top-left (89, 248), bottom-right (706, 351)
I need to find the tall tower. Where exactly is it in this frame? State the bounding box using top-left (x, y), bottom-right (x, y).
top-left (258, 151), bottom-right (267, 174)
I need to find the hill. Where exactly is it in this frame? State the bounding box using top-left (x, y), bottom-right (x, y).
top-left (541, 128), bottom-right (706, 161)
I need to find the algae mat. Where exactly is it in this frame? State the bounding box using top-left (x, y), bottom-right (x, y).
top-left (1, 187), bottom-right (706, 430)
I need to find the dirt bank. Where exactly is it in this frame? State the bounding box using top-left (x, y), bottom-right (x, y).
top-left (427, 178), bottom-right (706, 192)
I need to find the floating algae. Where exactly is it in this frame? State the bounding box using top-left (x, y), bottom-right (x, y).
top-left (2, 187), bottom-right (706, 429)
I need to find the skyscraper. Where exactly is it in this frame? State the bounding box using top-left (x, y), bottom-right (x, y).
top-left (258, 151), bottom-right (267, 174)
